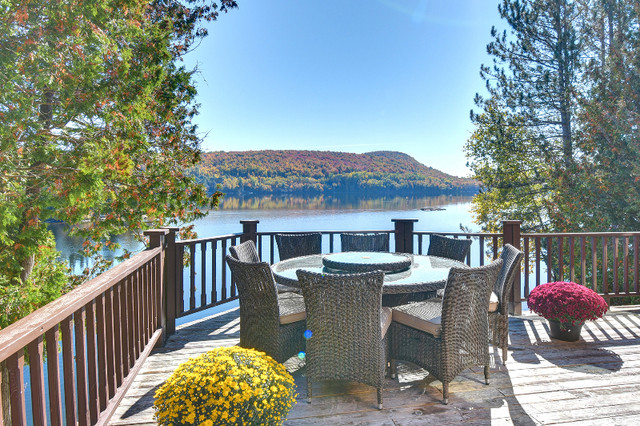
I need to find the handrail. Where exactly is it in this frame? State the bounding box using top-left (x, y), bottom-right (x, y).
top-left (0, 243), bottom-right (164, 426)
top-left (0, 247), bottom-right (161, 361)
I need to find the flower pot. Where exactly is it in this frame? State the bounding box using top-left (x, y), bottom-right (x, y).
top-left (548, 319), bottom-right (583, 342)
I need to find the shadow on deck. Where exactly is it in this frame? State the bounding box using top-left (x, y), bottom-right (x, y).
top-left (110, 306), bottom-right (640, 425)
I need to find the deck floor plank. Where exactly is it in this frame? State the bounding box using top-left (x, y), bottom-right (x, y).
top-left (110, 306), bottom-right (640, 425)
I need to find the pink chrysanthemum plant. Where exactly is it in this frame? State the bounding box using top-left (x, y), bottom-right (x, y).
top-left (527, 281), bottom-right (608, 329)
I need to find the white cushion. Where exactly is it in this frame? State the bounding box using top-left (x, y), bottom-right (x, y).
top-left (392, 301), bottom-right (442, 338)
top-left (488, 291), bottom-right (499, 313)
top-left (278, 293), bottom-right (306, 325)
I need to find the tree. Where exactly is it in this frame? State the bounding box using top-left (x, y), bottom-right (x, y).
top-left (0, 0), bottom-right (237, 327)
top-left (468, 0), bottom-right (583, 232)
top-left (562, 0), bottom-right (640, 231)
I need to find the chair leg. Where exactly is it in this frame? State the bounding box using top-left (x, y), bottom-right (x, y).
top-left (306, 377), bottom-right (312, 403)
top-left (377, 387), bottom-right (383, 410)
top-left (484, 365), bottom-right (490, 385)
top-left (442, 381), bottom-right (449, 405)
top-left (390, 359), bottom-right (396, 379)
top-left (502, 345), bottom-right (508, 362)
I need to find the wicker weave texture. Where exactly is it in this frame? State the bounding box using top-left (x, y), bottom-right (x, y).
top-left (275, 232), bottom-right (322, 261)
top-left (340, 232), bottom-right (390, 252)
top-left (296, 269), bottom-right (387, 408)
top-left (427, 234), bottom-right (472, 262)
top-left (490, 244), bottom-right (524, 361)
top-left (225, 255), bottom-right (305, 363)
top-left (391, 259), bottom-right (502, 403)
top-left (229, 240), bottom-right (260, 263)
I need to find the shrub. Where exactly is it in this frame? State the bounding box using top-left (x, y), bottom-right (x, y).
top-left (527, 281), bottom-right (608, 327)
top-left (154, 346), bottom-right (296, 425)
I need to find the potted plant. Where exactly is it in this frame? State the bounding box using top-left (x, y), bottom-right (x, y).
top-left (154, 346), bottom-right (297, 425)
top-left (527, 281), bottom-right (609, 341)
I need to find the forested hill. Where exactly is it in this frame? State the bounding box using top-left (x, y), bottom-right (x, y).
top-left (193, 150), bottom-right (479, 196)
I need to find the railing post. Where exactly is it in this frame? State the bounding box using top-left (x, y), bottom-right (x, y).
top-left (160, 227), bottom-right (180, 339)
top-left (144, 229), bottom-right (169, 343)
top-left (240, 220), bottom-right (259, 244)
top-left (503, 220), bottom-right (522, 315)
top-left (392, 219), bottom-right (418, 254)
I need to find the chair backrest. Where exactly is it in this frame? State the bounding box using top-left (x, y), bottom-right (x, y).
top-left (495, 244), bottom-right (524, 314)
top-left (275, 232), bottom-right (322, 260)
top-left (225, 255), bottom-right (280, 352)
top-left (340, 232), bottom-right (390, 252)
top-left (229, 240), bottom-right (260, 263)
top-left (427, 234), bottom-right (472, 262)
top-left (296, 270), bottom-right (385, 386)
top-left (441, 259), bottom-right (503, 347)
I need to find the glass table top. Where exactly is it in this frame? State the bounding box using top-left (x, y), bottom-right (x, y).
top-left (271, 253), bottom-right (467, 295)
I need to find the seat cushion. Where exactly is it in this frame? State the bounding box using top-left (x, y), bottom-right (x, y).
top-left (488, 291), bottom-right (499, 313)
top-left (278, 292), bottom-right (306, 324)
top-left (380, 307), bottom-right (392, 337)
top-left (392, 300), bottom-right (442, 338)
top-left (436, 288), bottom-right (500, 312)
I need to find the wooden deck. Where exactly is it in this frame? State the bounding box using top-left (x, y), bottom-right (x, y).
top-left (110, 306), bottom-right (640, 425)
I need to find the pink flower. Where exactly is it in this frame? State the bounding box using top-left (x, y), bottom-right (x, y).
top-left (527, 281), bottom-right (608, 325)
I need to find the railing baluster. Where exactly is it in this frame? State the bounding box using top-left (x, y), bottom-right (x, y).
top-left (120, 280), bottom-right (130, 378)
top-left (178, 245), bottom-right (185, 315)
top-left (221, 239), bottom-right (228, 300)
top-left (558, 236), bottom-right (564, 281)
top-left (7, 351), bottom-right (27, 426)
top-left (85, 301), bottom-right (99, 424)
top-left (112, 284), bottom-right (123, 388)
top-left (479, 235), bottom-right (484, 265)
top-left (603, 236), bottom-right (609, 295)
top-left (592, 236), bottom-right (598, 292)
top-left (613, 237), bottom-right (619, 294)
top-left (624, 236), bottom-right (629, 294)
top-left (535, 237), bottom-right (541, 288)
top-left (27, 336), bottom-right (46, 426)
top-left (61, 315), bottom-right (77, 425)
top-left (524, 237), bottom-right (530, 297)
top-left (201, 242), bottom-right (207, 307)
top-left (96, 294), bottom-right (108, 411)
top-left (45, 325), bottom-right (64, 426)
top-left (270, 234), bottom-right (275, 263)
top-left (105, 289), bottom-right (116, 399)
top-left (569, 237), bottom-right (575, 282)
top-left (189, 243), bottom-right (196, 310)
top-left (74, 308), bottom-right (89, 426)
top-left (580, 237), bottom-right (586, 286)
top-left (547, 237), bottom-right (552, 283)
top-left (492, 236), bottom-right (498, 259)
top-left (635, 235), bottom-right (639, 293)
top-left (212, 240), bottom-right (218, 304)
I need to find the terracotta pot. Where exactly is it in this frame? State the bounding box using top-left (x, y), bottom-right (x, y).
top-left (548, 319), bottom-right (583, 342)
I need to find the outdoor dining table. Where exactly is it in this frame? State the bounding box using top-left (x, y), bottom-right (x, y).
top-left (271, 251), bottom-right (467, 303)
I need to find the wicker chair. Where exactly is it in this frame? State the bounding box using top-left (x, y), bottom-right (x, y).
top-left (275, 232), bottom-right (322, 260)
top-left (490, 244), bottom-right (524, 362)
top-left (340, 232), bottom-right (390, 252)
top-left (225, 255), bottom-right (306, 363)
top-left (229, 240), bottom-right (260, 263)
top-left (390, 259), bottom-right (503, 404)
top-left (427, 234), bottom-right (472, 263)
top-left (296, 270), bottom-right (391, 409)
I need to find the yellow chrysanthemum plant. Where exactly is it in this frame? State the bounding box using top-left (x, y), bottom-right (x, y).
top-left (154, 347), bottom-right (297, 425)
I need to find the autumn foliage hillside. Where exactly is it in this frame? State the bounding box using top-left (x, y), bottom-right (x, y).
top-left (193, 150), bottom-right (478, 195)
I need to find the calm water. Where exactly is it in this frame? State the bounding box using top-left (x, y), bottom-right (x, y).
top-left (51, 194), bottom-right (477, 270)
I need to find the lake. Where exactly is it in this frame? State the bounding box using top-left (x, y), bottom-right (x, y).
top-left (51, 194), bottom-right (478, 271)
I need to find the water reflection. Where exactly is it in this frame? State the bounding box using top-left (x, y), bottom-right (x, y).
top-left (218, 194), bottom-right (472, 211)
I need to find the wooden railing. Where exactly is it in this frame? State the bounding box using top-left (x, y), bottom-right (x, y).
top-left (0, 229), bottom-right (167, 426)
top-left (3, 218), bottom-right (639, 424)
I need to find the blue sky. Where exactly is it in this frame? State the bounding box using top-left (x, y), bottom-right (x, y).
top-left (187, 0), bottom-right (502, 177)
